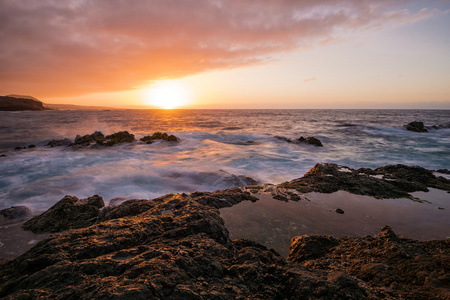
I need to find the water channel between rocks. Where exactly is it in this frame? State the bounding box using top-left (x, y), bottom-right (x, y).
top-left (220, 189), bottom-right (450, 257)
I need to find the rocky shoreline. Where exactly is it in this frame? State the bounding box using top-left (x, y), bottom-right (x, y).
top-left (0, 163), bottom-right (449, 299)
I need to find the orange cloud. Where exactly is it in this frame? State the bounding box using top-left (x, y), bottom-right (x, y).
top-left (0, 0), bottom-right (439, 97)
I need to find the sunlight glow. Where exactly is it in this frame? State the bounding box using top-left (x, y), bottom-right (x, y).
top-left (142, 81), bottom-right (191, 109)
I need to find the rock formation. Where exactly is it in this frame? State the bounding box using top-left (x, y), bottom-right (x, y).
top-left (140, 132), bottom-right (179, 143)
top-left (1, 190), bottom-right (448, 299)
top-left (274, 135), bottom-right (323, 147)
top-left (0, 95), bottom-right (46, 111)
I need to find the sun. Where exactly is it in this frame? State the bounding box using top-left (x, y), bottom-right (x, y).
top-left (142, 81), bottom-right (190, 109)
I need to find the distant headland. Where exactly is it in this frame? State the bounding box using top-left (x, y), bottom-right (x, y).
top-left (0, 95), bottom-right (46, 111)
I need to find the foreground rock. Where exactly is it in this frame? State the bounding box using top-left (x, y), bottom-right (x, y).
top-left (1, 191), bottom-right (448, 299)
top-left (22, 195), bottom-right (105, 233)
top-left (140, 132), bottom-right (179, 143)
top-left (278, 163), bottom-right (450, 200)
top-left (0, 95), bottom-right (46, 111)
top-left (404, 121), bottom-right (428, 132)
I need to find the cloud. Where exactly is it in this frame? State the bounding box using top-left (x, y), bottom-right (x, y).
top-left (304, 77), bottom-right (316, 83)
top-left (0, 0), bottom-right (440, 97)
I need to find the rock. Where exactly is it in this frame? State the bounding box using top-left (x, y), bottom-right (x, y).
top-left (0, 191), bottom-right (448, 299)
top-left (22, 195), bottom-right (105, 233)
top-left (287, 235), bottom-right (339, 262)
top-left (73, 131), bottom-right (106, 146)
top-left (334, 208), bottom-right (344, 214)
top-left (73, 131), bottom-right (135, 147)
top-left (14, 147), bottom-right (23, 151)
top-left (140, 132), bottom-right (179, 144)
top-left (275, 135), bottom-right (323, 147)
top-left (279, 163), bottom-right (450, 199)
top-left (27, 144), bottom-right (36, 148)
top-left (0, 206), bottom-right (33, 225)
top-left (0, 95), bottom-right (45, 111)
top-left (46, 138), bottom-right (73, 147)
top-left (104, 131), bottom-right (135, 146)
top-left (404, 121), bottom-right (427, 132)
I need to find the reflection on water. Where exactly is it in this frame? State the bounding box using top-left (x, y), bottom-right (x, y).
top-left (220, 189), bottom-right (449, 257)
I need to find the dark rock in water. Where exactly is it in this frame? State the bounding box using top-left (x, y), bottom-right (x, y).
top-left (0, 154), bottom-right (6, 157)
top-left (0, 206), bottom-right (33, 225)
top-left (435, 168), bottom-right (450, 175)
top-left (14, 147), bottom-right (22, 151)
top-left (73, 131), bottom-right (135, 147)
top-left (27, 144), bottom-right (36, 148)
top-left (104, 131), bottom-right (135, 146)
top-left (140, 132), bottom-right (179, 144)
top-left (46, 138), bottom-right (73, 147)
top-left (190, 188), bottom-right (258, 209)
top-left (0, 95), bottom-right (45, 111)
top-left (279, 163), bottom-right (450, 199)
top-left (74, 131), bottom-right (106, 146)
top-left (275, 135), bottom-right (323, 147)
top-left (1, 190), bottom-right (446, 299)
top-left (297, 136), bottom-right (323, 147)
top-left (404, 121), bottom-right (428, 132)
top-left (334, 208), bottom-right (344, 214)
top-left (22, 195), bottom-right (105, 233)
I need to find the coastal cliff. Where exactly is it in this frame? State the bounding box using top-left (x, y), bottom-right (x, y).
top-left (0, 95), bottom-right (45, 111)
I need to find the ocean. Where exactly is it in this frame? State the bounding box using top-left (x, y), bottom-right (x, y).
top-left (1, 109), bottom-right (449, 212)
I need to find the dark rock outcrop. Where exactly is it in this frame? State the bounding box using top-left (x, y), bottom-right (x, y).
top-left (22, 195), bottom-right (105, 233)
top-left (46, 138), bottom-right (73, 147)
top-left (289, 225), bottom-right (450, 299)
top-left (0, 96), bottom-right (45, 111)
top-left (1, 190), bottom-right (447, 299)
top-left (0, 206), bottom-right (33, 225)
top-left (274, 135), bottom-right (323, 147)
top-left (279, 163), bottom-right (450, 199)
top-left (404, 121), bottom-right (428, 132)
top-left (140, 132), bottom-right (179, 144)
top-left (73, 131), bottom-right (135, 147)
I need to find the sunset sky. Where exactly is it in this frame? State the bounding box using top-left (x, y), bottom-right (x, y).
top-left (1, 0), bottom-right (449, 109)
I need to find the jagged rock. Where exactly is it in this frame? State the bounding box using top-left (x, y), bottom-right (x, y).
top-left (0, 206), bottom-right (33, 225)
top-left (0, 191), bottom-right (448, 299)
top-left (140, 132), bottom-right (179, 144)
top-left (291, 226), bottom-right (450, 299)
top-left (404, 121), bottom-right (427, 132)
top-left (275, 135), bottom-right (323, 147)
top-left (287, 235), bottom-right (339, 262)
top-left (104, 131), bottom-right (135, 146)
top-left (73, 131), bottom-right (106, 146)
top-left (72, 131), bottom-right (135, 147)
top-left (22, 195), bottom-right (105, 233)
top-left (46, 138), bottom-right (73, 147)
top-left (279, 163), bottom-right (450, 199)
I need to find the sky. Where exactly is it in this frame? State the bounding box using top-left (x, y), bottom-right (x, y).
top-left (1, 0), bottom-right (449, 109)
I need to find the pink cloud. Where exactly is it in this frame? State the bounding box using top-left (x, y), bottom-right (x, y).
top-left (0, 0), bottom-right (440, 97)
top-left (304, 77), bottom-right (316, 83)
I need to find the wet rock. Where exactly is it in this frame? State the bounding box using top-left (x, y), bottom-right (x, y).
top-left (404, 121), bottom-right (427, 132)
top-left (73, 131), bottom-right (106, 146)
top-left (0, 191), bottom-right (448, 299)
top-left (72, 131), bottom-right (135, 147)
top-left (0, 206), bottom-right (33, 225)
top-left (22, 195), bottom-right (105, 233)
top-left (334, 208), bottom-right (344, 214)
top-left (279, 163), bottom-right (450, 199)
top-left (140, 132), bottom-right (179, 144)
top-left (104, 131), bottom-right (135, 146)
top-left (27, 144), bottom-right (36, 149)
top-left (274, 135), bottom-right (323, 147)
top-left (14, 147), bottom-right (23, 151)
top-left (297, 136), bottom-right (323, 147)
top-left (46, 138), bottom-right (73, 147)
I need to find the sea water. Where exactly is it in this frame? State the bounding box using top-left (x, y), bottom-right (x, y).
top-left (0, 109), bottom-right (449, 212)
